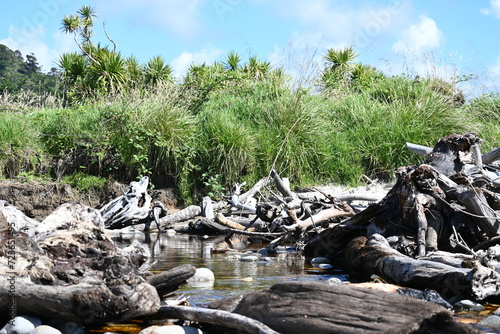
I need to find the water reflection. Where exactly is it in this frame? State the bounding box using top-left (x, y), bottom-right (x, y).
top-left (111, 232), bottom-right (349, 306)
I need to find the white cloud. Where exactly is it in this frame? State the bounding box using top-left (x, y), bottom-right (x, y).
top-left (0, 25), bottom-right (75, 71)
top-left (170, 47), bottom-right (224, 78)
top-left (99, 0), bottom-right (205, 39)
top-left (259, 0), bottom-right (411, 50)
top-left (392, 15), bottom-right (443, 55)
top-left (480, 0), bottom-right (500, 18)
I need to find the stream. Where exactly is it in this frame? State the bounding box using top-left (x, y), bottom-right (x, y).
top-left (96, 230), bottom-right (498, 334)
top-left (112, 231), bottom-right (348, 307)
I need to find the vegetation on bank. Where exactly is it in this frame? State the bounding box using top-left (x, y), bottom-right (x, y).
top-left (1, 6), bottom-right (499, 203)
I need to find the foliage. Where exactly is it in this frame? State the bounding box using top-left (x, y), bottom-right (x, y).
top-left (61, 171), bottom-right (107, 194)
top-left (0, 44), bottom-right (62, 96)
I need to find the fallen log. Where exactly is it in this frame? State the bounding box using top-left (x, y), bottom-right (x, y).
top-left (210, 281), bottom-right (478, 334)
top-left (148, 305), bottom-right (279, 334)
top-left (159, 205), bottom-right (202, 229)
top-left (0, 278), bottom-right (160, 324)
top-left (345, 234), bottom-right (500, 301)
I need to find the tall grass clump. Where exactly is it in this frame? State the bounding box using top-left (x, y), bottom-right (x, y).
top-left (0, 110), bottom-right (46, 178)
top-left (325, 75), bottom-right (474, 181)
top-left (195, 79), bottom-right (333, 190)
top-left (464, 93), bottom-right (500, 151)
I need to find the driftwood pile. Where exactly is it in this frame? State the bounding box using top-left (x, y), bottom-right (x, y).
top-left (1, 132), bottom-right (499, 333)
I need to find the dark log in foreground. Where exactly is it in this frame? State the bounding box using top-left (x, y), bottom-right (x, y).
top-left (0, 279), bottom-right (160, 323)
top-left (150, 305), bottom-right (279, 334)
top-left (208, 281), bottom-right (478, 334)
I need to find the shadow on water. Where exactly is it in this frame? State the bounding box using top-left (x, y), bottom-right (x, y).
top-left (112, 231), bottom-right (349, 307)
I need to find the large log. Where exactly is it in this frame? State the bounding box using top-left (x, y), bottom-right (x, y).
top-left (346, 234), bottom-right (500, 301)
top-left (211, 281), bottom-right (478, 334)
top-left (0, 278), bottom-right (160, 324)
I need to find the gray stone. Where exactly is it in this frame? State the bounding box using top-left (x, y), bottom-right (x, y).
top-left (479, 314), bottom-right (500, 328)
top-left (318, 263), bottom-right (333, 270)
top-left (453, 299), bottom-right (485, 311)
top-left (239, 255), bottom-right (259, 262)
top-left (32, 326), bottom-right (62, 334)
top-left (326, 277), bottom-right (343, 285)
top-left (187, 268), bottom-right (215, 287)
top-left (0, 316), bottom-right (36, 334)
top-left (310, 257), bottom-right (331, 265)
top-left (45, 320), bottom-right (84, 334)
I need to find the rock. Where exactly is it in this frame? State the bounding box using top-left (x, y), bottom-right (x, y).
top-left (453, 299), bottom-right (485, 311)
top-left (0, 316), bottom-right (36, 334)
top-left (239, 255), bottom-right (259, 262)
top-left (318, 264), bottom-right (333, 270)
top-left (45, 320), bottom-right (84, 334)
top-left (139, 325), bottom-right (203, 334)
top-left (32, 325), bottom-right (62, 334)
top-left (325, 277), bottom-right (342, 285)
top-left (310, 257), bottom-right (330, 265)
top-left (187, 268), bottom-right (215, 287)
top-left (479, 314), bottom-right (500, 328)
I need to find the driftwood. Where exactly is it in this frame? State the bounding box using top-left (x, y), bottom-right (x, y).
top-left (0, 202), bottom-right (195, 324)
top-left (304, 133), bottom-right (500, 302)
top-left (209, 281), bottom-right (478, 334)
top-left (100, 176), bottom-right (152, 229)
top-left (345, 234), bottom-right (500, 301)
top-left (148, 305), bottom-right (279, 334)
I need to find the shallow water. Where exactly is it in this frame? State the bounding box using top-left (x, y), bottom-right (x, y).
top-left (112, 231), bottom-right (348, 307)
top-left (107, 231), bottom-right (500, 334)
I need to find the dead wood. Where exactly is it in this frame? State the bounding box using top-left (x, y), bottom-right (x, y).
top-left (212, 281), bottom-right (479, 334)
top-left (100, 176), bottom-right (152, 229)
top-left (146, 264), bottom-right (196, 297)
top-left (159, 205), bottom-right (202, 229)
top-left (147, 305), bottom-right (279, 334)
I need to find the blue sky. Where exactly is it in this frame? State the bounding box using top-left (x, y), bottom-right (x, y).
top-left (2, 0), bottom-right (500, 98)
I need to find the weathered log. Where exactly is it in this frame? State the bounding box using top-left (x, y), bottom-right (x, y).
top-left (100, 176), bottom-right (152, 229)
top-left (285, 205), bottom-right (355, 233)
top-left (215, 213), bottom-right (247, 231)
top-left (346, 234), bottom-right (500, 301)
top-left (146, 264), bottom-right (196, 297)
top-left (239, 177), bottom-right (270, 204)
top-left (405, 142), bottom-right (433, 156)
top-left (159, 205), bottom-right (202, 229)
top-left (213, 281), bottom-right (479, 334)
top-left (0, 278), bottom-right (160, 324)
top-left (149, 305), bottom-right (279, 334)
top-left (270, 169), bottom-right (295, 199)
top-left (483, 146), bottom-right (500, 165)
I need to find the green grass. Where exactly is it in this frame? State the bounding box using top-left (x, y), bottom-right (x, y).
top-left (0, 67), bottom-right (497, 202)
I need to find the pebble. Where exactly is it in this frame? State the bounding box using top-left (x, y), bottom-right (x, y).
top-left (0, 316), bottom-right (37, 334)
top-left (239, 255), bottom-right (259, 262)
top-left (325, 277), bottom-right (342, 285)
top-left (479, 315), bottom-right (500, 328)
top-left (45, 320), bottom-right (84, 334)
top-left (453, 299), bottom-right (485, 311)
top-left (32, 326), bottom-right (61, 334)
top-left (318, 264), bottom-right (333, 270)
top-left (187, 268), bottom-right (215, 286)
top-left (139, 325), bottom-right (203, 334)
top-left (165, 229), bottom-right (176, 236)
top-left (310, 257), bottom-right (331, 265)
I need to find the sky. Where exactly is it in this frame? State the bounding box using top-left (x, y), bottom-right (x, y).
top-left (2, 0), bottom-right (500, 98)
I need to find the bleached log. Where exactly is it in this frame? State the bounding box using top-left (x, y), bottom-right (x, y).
top-left (284, 205), bottom-right (355, 232)
top-left (405, 142), bottom-right (433, 156)
top-left (158, 205), bottom-right (202, 228)
top-left (100, 176), bottom-right (152, 229)
top-left (202, 196), bottom-right (215, 219)
top-left (270, 169), bottom-right (295, 199)
top-left (238, 177), bottom-right (270, 204)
